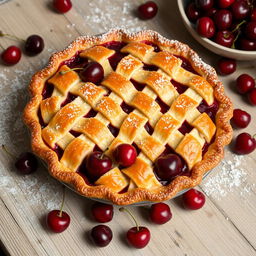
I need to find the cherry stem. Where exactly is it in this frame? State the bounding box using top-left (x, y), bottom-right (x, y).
top-left (232, 31), bottom-right (241, 49)
top-left (60, 68), bottom-right (83, 75)
top-left (119, 207), bottom-right (140, 232)
top-left (1, 145), bottom-right (16, 158)
top-left (58, 186), bottom-right (66, 218)
top-left (231, 20), bottom-right (246, 33)
top-left (0, 31), bottom-right (26, 43)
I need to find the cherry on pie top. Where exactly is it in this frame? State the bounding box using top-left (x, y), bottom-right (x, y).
top-left (24, 30), bottom-right (232, 204)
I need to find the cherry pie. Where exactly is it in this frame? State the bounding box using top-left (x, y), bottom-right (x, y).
top-left (24, 29), bottom-right (233, 205)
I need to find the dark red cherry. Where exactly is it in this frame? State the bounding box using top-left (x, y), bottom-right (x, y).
top-left (232, 109), bottom-right (251, 128)
top-left (251, 8), bottom-right (256, 21)
top-left (204, 7), bottom-right (217, 18)
top-left (245, 21), bottom-right (256, 41)
top-left (138, 1), bottom-right (158, 20)
top-left (214, 30), bottom-right (234, 48)
top-left (196, 17), bottom-right (215, 38)
top-left (86, 151), bottom-right (112, 181)
top-left (1, 46), bottom-right (21, 65)
top-left (182, 189), bottom-right (206, 210)
top-left (80, 62), bottom-right (104, 84)
top-left (217, 58), bottom-right (236, 75)
top-left (231, 0), bottom-right (250, 20)
top-left (90, 225), bottom-right (113, 247)
top-left (47, 210), bottom-right (70, 233)
top-left (234, 133), bottom-right (256, 155)
top-left (149, 203), bottom-right (172, 224)
top-left (155, 154), bottom-right (183, 181)
top-left (186, 3), bottom-right (201, 22)
top-left (25, 35), bottom-right (44, 55)
top-left (239, 38), bottom-right (256, 51)
top-left (53, 0), bottom-right (72, 13)
top-left (236, 74), bottom-right (255, 94)
top-left (91, 202), bottom-right (113, 223)
top-left (195, 0), bottom-right (214, 11)
top-left (127, 227), bottom-right (150, 249)
top-left (114, 144), bottom-right (137, 167)
top-left (248, 88), bottom-right (256, 105)
top-left (15, 152), bottom-right (38, 174)
top-left (218, 0), bottom-right (235, 8)
top-left (214, 10), bottom-right (233, 30)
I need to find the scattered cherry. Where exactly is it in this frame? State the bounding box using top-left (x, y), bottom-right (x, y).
top-left (248, 88), bottom-right (256, 105)
top-left (214, 9), bottom-right (233, 30)
top-left (1, 46), bottom-right (21, 65)
top-left (138, 1), bottom-right (158, 20)
top-left (91, 202), bottom-right (114, 223)
top-left (217, 58), bottom-right (236, 75)
top-left (86, 151), bottom-right (112, 181)
top-left (53, 0), bottom-right (72, 13)
top-left (214, 30), bottom-right (234, 48)
top-left (80, 62), bottom-right (104, 84)
top-left (182, 188), bottom-right (206, 210)
top-left (186, 3), bottom-right (201, 22)
top-left (245, 21), bottom-right (256, 41)
top-left (90, 225), bottom-right (113, 247)
top-left (119, 207), bottom-right (150, 249)
top-left (114, 144), bottom-right (137, 167)
top-left (236, 74), bottom-right (255, 94)
top-left (232, 109), bottom-right (251, 128)
top-left (149, 203), bottom-right (172, 224)
top-left (46, 187), bottom-right (70, 233)
top-left (231, 0), bottom-right (250, 20)
top-left (234, 133), bottom-right (256, 155)
top-left (218, 0), bottom-right (235, 9)
top-left (196, 17), bottom-right (215, 38)
top-left (25, 35), bottom-right (44, 55)
top-left (155, 154), bottom-right (183, 182)
top-left (195, 0), bottom-right (214, 11)
top-left (15, 152), bottom-right (38, 174)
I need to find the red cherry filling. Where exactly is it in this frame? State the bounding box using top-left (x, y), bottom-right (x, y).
top-left (80, 62), bottom-right (104, 84)
top-left (86, 151), bottom-right (112, 181)
top-left (182, 188), bottom-right (206, 210)
top-left (138, 1), bottom-right (158, 20)
top-left (53, 0), bottom-right (72, 13)
top-left (1, 46), bottom-right (21, 65)
top-left (114, 144), bottom-right (137, 167)
top-left (91, 202), bottom-right (114, 223)
top-left (236, 74), bottom-right (255, 94)
top-left (234, 133), bottom-right (256, 155)
top-left (90, 225), bottom-right (113, 247)
top-left (149, 203), bottom-right (172, 224)
top-left (197, 99), bottom-right (219, 121)
top-left (15, 152), bottom-right (38, 174)
top-left (232, 109), bottom-right (251, 128)
top-left (47, 210), bottom-right (70, 233)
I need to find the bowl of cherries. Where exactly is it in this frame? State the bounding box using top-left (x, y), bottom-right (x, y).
top-left (177, 0), bottom-right (256, 60)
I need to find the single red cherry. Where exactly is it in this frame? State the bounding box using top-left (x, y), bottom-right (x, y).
top-left (196, 17), bottom-right (215, 38)
top-left (248, 88), bottom-right (256, 105)
top-left (114, 144), bottom-right (137, 167)
top-left (239, 38), bottom-right (256, 51)
top-left (120, 207), bottom-right (150, 249)
top-left (186, 3), bottom-right (201, 22)
top-left (195, 0), bottom-right (214, 11)
top-left (1, 46), bottom-right (21, 65)
top-left (251, 8), bottom-right (256, 21)
top-left (149, 203), bottom-right (172, 224)
top-left (25, 35), bottom-right (44, 55)
top-left (86, 151), bottom-right (112, 181)
top-left (155, 154), bottom-right (183, 181)
top-left (90, 225), bottom-right (113, 247)
top-left (182, 189), bottom-right (206, 210)
top-left (138, 1), bottom-right (158, 20)
top-left (46, 188), bottom-right (70, 233)
top-left (15, 152), bottom-right (38, 174)
top-left (53, 0), bottom-right (72, 13)
top-left (91, 202), bottom-right (114, 223)
top-left (236, 74), bottom-right (255, 94)
top-left (234, 133), bottom-right (256, 155)
top-left (214, 9), bottom-right (233, 30)
top-left (80, 62), bottom-right (104, 84)
top-left (245, 21), bottom-right (256, 41)
top-left (232, 109), bottom-right (251, 128)
top-left (214, 30), bottom-right (235, 48)
top-left (217, 58), bottom-right (236, 75)
top-left (218, 0), bottom-right (235, 9)
top-left (231, 0), bottom-right (250, 20)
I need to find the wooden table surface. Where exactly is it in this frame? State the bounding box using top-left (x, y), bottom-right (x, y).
top-left (0, 0), bottom-right (256, 255)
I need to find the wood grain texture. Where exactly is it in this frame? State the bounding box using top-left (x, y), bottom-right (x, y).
top-left (0, 1), bottom-right (255, 256)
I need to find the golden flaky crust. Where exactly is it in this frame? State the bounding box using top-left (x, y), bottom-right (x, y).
top-left (23, 29), bottom-right (233, 205)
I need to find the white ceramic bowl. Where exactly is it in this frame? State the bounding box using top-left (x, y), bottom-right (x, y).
top-left (177, 0), bottom-right (256, 60)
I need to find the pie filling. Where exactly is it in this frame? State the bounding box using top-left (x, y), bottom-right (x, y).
top-left (38, 40), bottom-right (218, 192)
